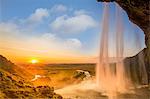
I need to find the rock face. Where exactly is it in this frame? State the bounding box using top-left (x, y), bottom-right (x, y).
top-left (124, 48), bottom-right (149, 85)
top-left (97, 0), bottom-right (150, 84)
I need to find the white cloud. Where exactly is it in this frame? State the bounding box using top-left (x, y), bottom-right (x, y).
top-left (20, 5), bottom-right (67, 27)
top-left (74, 10), bottom-right (88, 15)
top-left (65, 38), bottom-right (82, 48)
top-left (23, 33), bottom-right (82, 54)
top-left (39, 33), bottom-right (82, 49)
top-left (0, 6), bottom-right (94, 58)
top-left (0, 22), bottom-right (20, 39)
top-left (50, 13), bottom-right (97, 34)
top-left (0, 22), bottom-right (82, 55)
top-left (50, 4), bottom-right (67, 13)
top-left (27, 8), bottom-right (49, 23)
top-left (41, 33), bottom-right (57, 41)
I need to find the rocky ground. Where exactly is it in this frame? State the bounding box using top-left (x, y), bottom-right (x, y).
top-left (0, 68), bottom-right (62, 99)
top-left (0, 55), bottom-right (62, 99)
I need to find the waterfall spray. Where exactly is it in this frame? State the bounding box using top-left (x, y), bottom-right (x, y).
top-left (96, 3), bottom-right (131, 95)
top-left (96, 3), bottom-right (148, 97)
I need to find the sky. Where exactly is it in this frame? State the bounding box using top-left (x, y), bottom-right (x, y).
top-left (0, 0), bottom-right (145, 63)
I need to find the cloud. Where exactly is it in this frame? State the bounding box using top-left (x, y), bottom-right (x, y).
top-left (0, 22), bottom-right (82, 56)
top-left (74, 10), bottom-right (88, 15)
top-left (15, 8), bottom-right (49, 30)
top-left (0, 6), bottom-right (95, 59)
top-left (15, 5), bottom-right (96, 34)
top-left (50, 4), bottom-right (67, 13)
top-left (20, 5), bottom-right (67, 27)
top-left (41, 33), bottom-right (57, 41)
top-left (39, 33), bottom-right (82, 49)
top-left (0, 22), bottom-right (20, 39)
top-left (50, 13), bottom-right (97, 34)
top-left (65, 38), bottom-right (82, 48)
top-left (25, 8), bottom-right (49, 24)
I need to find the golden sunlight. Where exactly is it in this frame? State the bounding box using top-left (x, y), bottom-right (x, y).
top-left (30, 59), bottom-right (39, 64)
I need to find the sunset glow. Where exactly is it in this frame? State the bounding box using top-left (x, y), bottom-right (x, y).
top-left (0, 0), bottom-right (145, 64)
top-left (30, 59), bottom-right (39, 64)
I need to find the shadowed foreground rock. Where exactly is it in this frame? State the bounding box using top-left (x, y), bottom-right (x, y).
top-left (0, 69), bottom-right (62, 99)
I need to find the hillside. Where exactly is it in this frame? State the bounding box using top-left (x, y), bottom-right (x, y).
top-left (0, 55), bottom-right (62, 99)
top-left (0, 55), bottom-right (15, 73)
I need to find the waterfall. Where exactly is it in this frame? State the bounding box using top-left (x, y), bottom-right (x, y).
top-left (96, 2), bottom-right (129, 94)
top-left (96, 2), bottom-right (148, 96)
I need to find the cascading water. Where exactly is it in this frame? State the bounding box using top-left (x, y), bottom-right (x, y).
top-left (96, 2), bottom-right (128, 94)
top-left (96, 2), bottom-right (148, 97)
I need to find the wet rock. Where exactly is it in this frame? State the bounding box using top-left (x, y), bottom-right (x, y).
top-left (73, 70), bottom-right (91, 80)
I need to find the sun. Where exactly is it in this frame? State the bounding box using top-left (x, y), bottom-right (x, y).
top-left (30, 59), bottom-right (39, 64)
